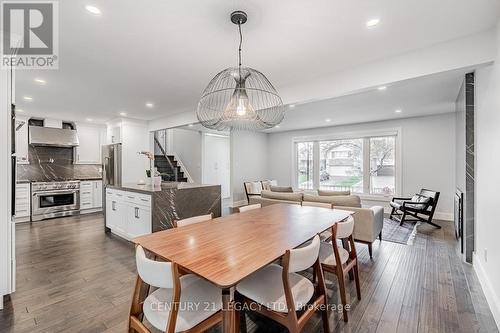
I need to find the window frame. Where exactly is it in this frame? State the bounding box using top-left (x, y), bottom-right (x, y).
top-left (291, 128), bottom-right (402, 199)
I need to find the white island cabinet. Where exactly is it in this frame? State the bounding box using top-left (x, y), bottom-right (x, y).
top-left (105, 188), bottom-right (151, 240)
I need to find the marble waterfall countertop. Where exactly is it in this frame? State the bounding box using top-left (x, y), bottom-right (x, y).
top-left (107, 182), bottom-right (222, 231)
top-left (106, 182), bottom-right (217, 194)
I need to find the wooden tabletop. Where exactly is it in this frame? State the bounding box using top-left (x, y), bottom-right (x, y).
top-left (133, 204), bottom-right (352, 288)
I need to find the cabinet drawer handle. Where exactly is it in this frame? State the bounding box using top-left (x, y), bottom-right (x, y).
top-left (82, 191), bottom-right (91, 195)
top-left (135, 207), bottom-right (139, 219)
top-left (140, 198), bottom-right (149, 202)
top-left (112, 201), bottom-right (116, 211)
top-left (128, 196), bottom-right (135, 199)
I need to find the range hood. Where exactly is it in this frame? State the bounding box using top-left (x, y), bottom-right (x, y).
top-left (29, 126), bottom-right (80, 147)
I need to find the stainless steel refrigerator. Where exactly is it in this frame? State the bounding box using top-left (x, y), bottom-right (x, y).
top-left (102, 144), bottom-right (122, 231)
top-left (102, 143), bottom-right (122, 187)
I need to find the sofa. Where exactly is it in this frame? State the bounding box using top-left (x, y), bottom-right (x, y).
top-left (248, 188), bottom-right (384, 258)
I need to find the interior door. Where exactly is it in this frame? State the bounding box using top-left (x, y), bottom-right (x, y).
top-left (203, 134), bottom-right (230, 198)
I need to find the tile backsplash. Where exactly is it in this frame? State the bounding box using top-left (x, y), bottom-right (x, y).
top-left (17, 146), bottom-right (102, 182)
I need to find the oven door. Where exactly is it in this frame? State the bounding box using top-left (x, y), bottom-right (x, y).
top-left (32, 189), bottom-right (80, 216)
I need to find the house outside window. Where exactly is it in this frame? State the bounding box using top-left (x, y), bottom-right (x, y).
top-left (294, 133), bottom-right (398, 196)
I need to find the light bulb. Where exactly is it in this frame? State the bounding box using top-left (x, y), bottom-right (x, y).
top-left (236, 97), bottom-right (248, 116)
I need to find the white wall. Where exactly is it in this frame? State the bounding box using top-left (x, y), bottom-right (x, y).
top-left (169, 128), bottom-right (202, 183)
top-left (474, 21), bottom-right (500, 328)
top-left (231, 131), bottom-right (269, 204)
top-left (267, 113), bottom-right (456, 218)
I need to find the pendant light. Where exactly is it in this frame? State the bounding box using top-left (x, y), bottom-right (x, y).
top-left (196, 11), bottom-right (284, 131)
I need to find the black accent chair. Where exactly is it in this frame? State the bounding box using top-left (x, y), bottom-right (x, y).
top-left (389, 189), bottom-right (441, 229)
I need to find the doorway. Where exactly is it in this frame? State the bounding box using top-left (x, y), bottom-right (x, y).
top-left (202, 133), bottom-right (231, 199)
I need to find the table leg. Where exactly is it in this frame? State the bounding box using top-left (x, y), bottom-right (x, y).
top-left (222, 288), bottom-right (235, 333)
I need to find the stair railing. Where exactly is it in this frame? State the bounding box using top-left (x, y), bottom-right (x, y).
top-left (169, 152), bottom-right (194, 183)
top-left (154, 136), bottom-right (178, 182)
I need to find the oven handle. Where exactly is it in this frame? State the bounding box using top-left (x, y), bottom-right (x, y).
top-left (33, 189), bottom-right (79, 196)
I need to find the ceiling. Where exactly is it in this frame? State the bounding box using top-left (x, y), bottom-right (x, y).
top-left (265, 68), bottom-right (467, 132)
top-left (15, 0), bottom-right (500, 124)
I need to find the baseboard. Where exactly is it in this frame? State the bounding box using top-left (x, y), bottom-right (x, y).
top-left (473, 252), bottom-right (500, 329)
top-left (433, 212), bottom-right (453, 221)
top-left (231, 200), bottom-right (247, 208)
top-left (381, 206), bottom-right (453, 221)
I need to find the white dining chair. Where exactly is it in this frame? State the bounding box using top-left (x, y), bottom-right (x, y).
top-left (237, 203), bottom-right (262, 213)
top-left (302, 201), bottom-right (333, 209)
top-left (234, 235), bottom-right (330, 333)
top-left (129, 245), bottom-right (222, 333)
top-left (173, 213), bottom-right (213, 228)
top-left (319, 215), bottom-right (360, 322)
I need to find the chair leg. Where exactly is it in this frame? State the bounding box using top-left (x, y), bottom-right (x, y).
top-left (336, 270), bottom-right (349, 322)
top-left (400, 211), bottom-right (407, 226)
top-left (353, 263), bottom-right (361, 301)
top-left (379, 231), bottom-right (382, 241)
top-left (368, 243), bottom-right (373, 259)
top-left (425, 219), bottom-right (442, 229)
top-left (389, 207), bottom-right (396, 219)
top-left (321, 304), bottom-right (331, 333)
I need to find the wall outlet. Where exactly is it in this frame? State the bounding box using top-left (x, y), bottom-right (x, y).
top-left (484, 248), bottom-right (488, 263)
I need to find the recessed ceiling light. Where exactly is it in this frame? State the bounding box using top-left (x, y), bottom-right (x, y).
top-left (34, 78), bottom-right (46, 84)
top-left (377, 86), bottom-right (387, 91)
top-left (86, 118), bottom-right (93, 122)
top-left (325, 118), bottom-right (332, 122)
top-left (145, 102), bottom-right (154, 108)
top-left (289, 104), bottom-right (296, 108)
top-left (275, 125), bottom-right (280, 128)
top-left (366, 18), bottom-right (380, 28)
top-left (85, 5), bottom-right (101, 15)
top-left (188, 124), bottom-right (194, 127)
top-left (23, 96), bottom-right (33, 101)
top-left (17, 109), bottom-right (24, 112)
top-left (119, 112), bottom-right (127, 116)
top-left (395, 109), bottom-right (402, 113)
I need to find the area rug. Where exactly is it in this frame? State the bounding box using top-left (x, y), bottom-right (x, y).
top-left (381, 218), bottom-right (420, 245)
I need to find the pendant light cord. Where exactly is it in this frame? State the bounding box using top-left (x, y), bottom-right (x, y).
top-left (238, 21), bottom-right (243, 84)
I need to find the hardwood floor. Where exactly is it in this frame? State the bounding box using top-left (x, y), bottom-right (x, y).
top-left (0, 214), bottom-right (497, 333)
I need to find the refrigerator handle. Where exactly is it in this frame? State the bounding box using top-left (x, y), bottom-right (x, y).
top-left (104, 156), bottom-right (110, 184)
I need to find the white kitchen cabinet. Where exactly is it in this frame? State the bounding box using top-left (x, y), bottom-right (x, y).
top-left (105, 188), bottom-right (152, 240)
top-left (15, 116), bottom-right (28, 164)
top-left (93, 180), bottom-right (102, 208)
top-left (80, 180), bottom-right (103, 213)
top-left (14, 183), bottom-right (30, 222)
top-left (75, 124), bottom-right (105, 164)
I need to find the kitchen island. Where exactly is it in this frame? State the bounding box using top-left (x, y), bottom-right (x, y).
top-left (104, 182), bottom-right (221, 239)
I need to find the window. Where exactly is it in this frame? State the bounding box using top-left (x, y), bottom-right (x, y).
top-left (369, 136), bottom-right (395, 195)
top-left (319, 139), bottom-right (363, 193)
top-left (296, 142), bottom-right (314, 190)
top-left (295, 134), bottom-right (397, 195)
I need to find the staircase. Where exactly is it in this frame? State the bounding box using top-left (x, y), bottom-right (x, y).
top-left (154, 155), bottom-right (188, 182)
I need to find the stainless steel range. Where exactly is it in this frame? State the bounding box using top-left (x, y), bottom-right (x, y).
top-left (31, 181), bottom-right (80, 221)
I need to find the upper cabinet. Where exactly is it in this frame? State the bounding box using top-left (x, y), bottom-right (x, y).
top-left (74, 123), bottom-right (106, 164)
top-left (15, 116), bottom-right (29, 164)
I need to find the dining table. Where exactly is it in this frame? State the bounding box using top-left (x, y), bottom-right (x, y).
top-left (133, 203), bottom-right (353, 333)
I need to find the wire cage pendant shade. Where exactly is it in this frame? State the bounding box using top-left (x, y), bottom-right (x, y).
top-left (196, 11), bottom-right (284, 131)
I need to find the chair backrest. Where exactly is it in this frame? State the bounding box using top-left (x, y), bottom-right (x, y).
top-left (302, 201), bottom-right (333, 209)
top-left (287, 235), bottom-right (320, 273)
top-left (238, 203), bottom-right (261, 213)
top-left (419, 189), bottom-right (440, 210)
top-left (174, 213), bottom-right (213, 227)
top-left (136, 245), bottom-right (173, 289)
top-left (244, 181), bottom-right (263, 201)
top-left (333, 216), bottom-right (355, 239)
